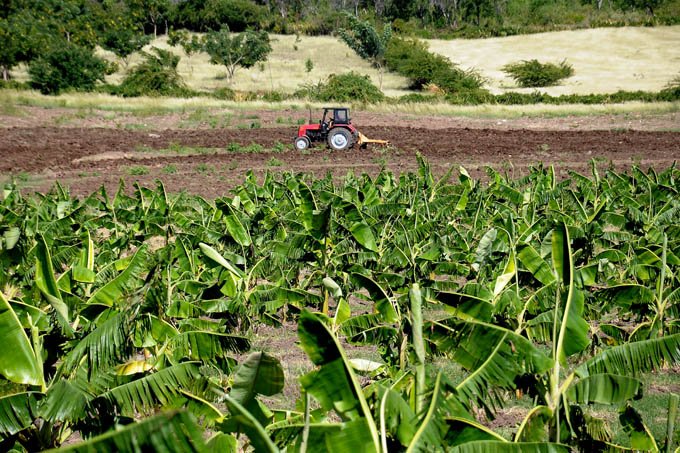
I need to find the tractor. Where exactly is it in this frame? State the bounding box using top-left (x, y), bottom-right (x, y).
top-left (293, 107), bottom-right (389, 151)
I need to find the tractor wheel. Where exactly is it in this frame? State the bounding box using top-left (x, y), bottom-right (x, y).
top-left (327, 128), bottom-right (352, 151)
top-left (294, 136), bottom-right (311, 151)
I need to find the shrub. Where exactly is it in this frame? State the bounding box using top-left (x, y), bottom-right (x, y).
top-left (385, 38), bottom-right (449, 89)
top-left (117, 47), bottom-right (188, 97)
top-left (213, 86), bottom-right (236, 100)
top-left (502, 59), bottom-right (574, 88)
top-left (658, 74), bottom-right (680, 101)
top-left (432, 66), bottom-right (487, 94)
top-left (261, 90), bottom-right (283, 102)
top-left (398, 93), bottom-right (438, 103)
top-left (302, 72), bottom-right (385, 103)
top-left (28, 45), bottom-right (109, 95)
top-left (385, 37), bottom-right (485, 94)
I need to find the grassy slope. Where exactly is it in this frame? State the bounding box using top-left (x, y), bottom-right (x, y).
top-left (428, 25), bottom-right (680, 95)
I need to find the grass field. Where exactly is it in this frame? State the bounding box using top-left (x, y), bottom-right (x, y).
top-left (8, 26), bottom-right (680, 99)
top-left (428, 25), bottom-right (680, 95)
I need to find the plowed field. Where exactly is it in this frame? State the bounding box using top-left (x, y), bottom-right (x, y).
top-left (2, 112), bottom-right (679, 198)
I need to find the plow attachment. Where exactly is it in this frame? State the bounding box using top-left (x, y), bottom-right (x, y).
top-left (357, 131), bottom-right (390, 148)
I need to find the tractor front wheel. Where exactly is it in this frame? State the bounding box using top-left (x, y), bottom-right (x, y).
top-left (327, 128), bottom-right (352, 151)
top-left (294, 136), bottom-right (311, 151)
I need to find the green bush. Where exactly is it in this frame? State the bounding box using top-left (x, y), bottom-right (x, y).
top-left (658, 74), bottom-right (680, 101)
top-left (0, 80), bottom-right (29, 90)
top-left (385, 37), bottom-right (485, 94)
top-left (213, 86), bottom-right (236, 100)
top-left (117, 47), bottom-right (189, 97)
top-left (260, 90), bottom-right (284, 102)
top-left (398, 93), bottom-right (438, 103)
top-left (432, 66), bottom-right (487, 94)
top-left (28, 45), bottom-right (109, 95)
top-left (385, 38), bottom-right (450, 89)
top-left (502, 59), bottom-right (574, 88)
top-left (296, 72), bottom-right (384, 103)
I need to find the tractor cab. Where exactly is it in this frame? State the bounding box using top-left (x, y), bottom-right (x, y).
top-left (318, 107), bottom-right (351, 133)
top-left (321, 107), bottom-right (350, 128)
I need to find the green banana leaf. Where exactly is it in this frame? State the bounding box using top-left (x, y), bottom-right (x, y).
top-left (0, 391), bottom-right (38, 435)
top-left (46, 410), bottom-right (205, 453)
top-left (0, 292), bottom-right (44, 386)
top-left (575, 333), bottom-right (680, 378)
top-left (35, 235), bottom-right (71, 326)
top-left (517, 243), bottom-right (556, 286)
top-left (230, 351), bottom-right (285, 406)
top-left (448, 440), bottom-right (570, 453)
top-left (297, 310), bottom-right (381, 451)
top-left (566, 374), bottom-right (642, 404)
top-left (350, 221), bottom-right (379, 252)
top-left (426, 318), bottom-right (553, 410)
top-left (86, 245), bottom-right (148, 306)
top-left (99, 362), bottom-right (200, 417)
top-left (553, 223), bottom-right (589, 365)
top-left (220, 395), bottom-right (280, 453)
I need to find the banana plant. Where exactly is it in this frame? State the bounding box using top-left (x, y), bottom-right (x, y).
top-left (598, 231), bottom-right (680, 340)
top-left (426, 222), bottom-right (680, 448)
top-left (262, 310), bottom-right (570, 452)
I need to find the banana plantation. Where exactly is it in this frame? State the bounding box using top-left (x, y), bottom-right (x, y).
top-left (1, 157), bottom-right (679, 452)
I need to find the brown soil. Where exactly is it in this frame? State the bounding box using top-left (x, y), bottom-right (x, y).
top-left (2, 124), bottom-right (679, 198)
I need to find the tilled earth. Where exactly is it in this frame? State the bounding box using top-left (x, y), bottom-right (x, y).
top-left (1, 110), bottom-right (679, 198)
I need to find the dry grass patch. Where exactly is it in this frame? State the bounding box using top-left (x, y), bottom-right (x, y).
top-left (427, 26), bottom-right (680, 95)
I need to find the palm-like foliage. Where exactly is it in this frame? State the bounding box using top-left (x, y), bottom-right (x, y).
top-left (1, 159), bottom-right (679, 451)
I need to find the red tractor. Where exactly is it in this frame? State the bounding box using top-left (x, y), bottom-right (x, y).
top-left (293, 107), bottom-right (388, 152)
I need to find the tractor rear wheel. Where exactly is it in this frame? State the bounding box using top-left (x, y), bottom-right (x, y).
top-left (327, 128), bottom-right (352, 151)
top-left (294, 136), bottom-right (311, 151)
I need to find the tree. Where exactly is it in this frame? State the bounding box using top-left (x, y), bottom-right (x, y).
top-left (168, 0), bottom-right (266, 32)
top-left (337, 12), bottom-right (391, 90)
top-left (434, 0), bottom-right (462, 28)
top-left (125, 0), bottom-right (171, 38)
top-left (0, 0), bottom-right (101, 82)
top-left (202, 0), bottom-right (267, 32)
top-left (37, 0), bottom-right (99, 46)
top-left (461, 0), bottom-right (493, 26)
top-left (0, 12), bottom-right (36, 81)
top-left (101, 27), bottom-right (151, 69)
top-left (28, 44), bottom-right (109, 94)
top-left (202, 26), bottom-right (272, 86)
top-left (621, 0), bottom-right (663, 17)
top-left (168, 29), bottom-right (203, 58)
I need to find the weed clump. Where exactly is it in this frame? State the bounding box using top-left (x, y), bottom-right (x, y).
top-left (502, 59), bottom-right (574, 88)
